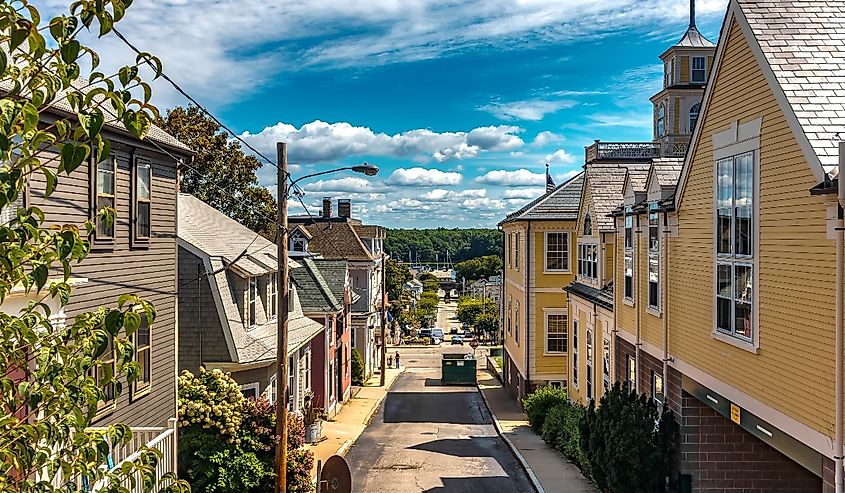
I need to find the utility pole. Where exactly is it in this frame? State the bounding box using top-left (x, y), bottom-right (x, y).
top-left (274, 142), bottom-right (289, 493)
top-left (380, 251), bottom-right (387, 386)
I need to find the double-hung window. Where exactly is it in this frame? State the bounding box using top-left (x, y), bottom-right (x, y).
top-left (626, 355), bottom-right (635, 393)
top-left (545, 311), bottom-right (567, 354)
top-left (572, 320), bottom-right (579, 388)
top-left (716, 152), bottom-right (754, 342)
top-left (692, 56), bottom-right (706, 83)
top-left (586, 330), bottom-right (593, 401)
top-left (651, 371), bottom-right (664, 405)
top-left (269, 274), bottom-right (278, 320)
top-left (602, 339), bottom-right (611, 389)
top-left (648, 203), bottom-right (660, 310)
top-left (545, 232), bottom-right (569, 272)
top-left (132, 315), bottom-right (152, 397)
top-left (247, 277), bottom-right (257, 328)
top-left (134, 159), bottom-right (151, 242)
top-left (94, 157), bottom-right (116, 240)
top-left (657, 103), bottom-right (666, 137)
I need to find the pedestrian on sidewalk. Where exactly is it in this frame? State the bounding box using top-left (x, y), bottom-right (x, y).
top-left (388, 354), bottom-right (393, 367)
top-left (395, 351), bottom-right (400, 369)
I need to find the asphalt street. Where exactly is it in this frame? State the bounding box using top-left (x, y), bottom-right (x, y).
top-left (345, 345), bottom-right (533, 492)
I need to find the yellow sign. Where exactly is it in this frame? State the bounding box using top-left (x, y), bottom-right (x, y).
top-left (730, 403), bottom-right (741, 425)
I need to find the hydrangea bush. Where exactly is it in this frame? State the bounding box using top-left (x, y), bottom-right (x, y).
top-left (178, 368), bottom-right (244, 442)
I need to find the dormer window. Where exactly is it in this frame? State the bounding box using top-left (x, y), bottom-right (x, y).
top-left (290, 235), bottom-right (307, 253)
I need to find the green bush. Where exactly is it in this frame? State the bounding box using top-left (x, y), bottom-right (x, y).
top-left (579, 382), bottom-right (679, 493)
top-left (540, 402), bottom-right (590, 474)
top-left (522, 385), bottom-right (568, 432)
top-left (351, 348), bottom-right (365, 385)
top-left (178, 368), bottom-right (315, 492)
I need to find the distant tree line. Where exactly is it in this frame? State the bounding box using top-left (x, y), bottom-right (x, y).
top-left (385, 228), bottom-right (503, 264)
top-left (454, 255), bottom-right (503, 282)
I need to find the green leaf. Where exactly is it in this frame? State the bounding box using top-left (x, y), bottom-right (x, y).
top-left (60, 40), bottom-right (81, 64)
top-left (10, 26), bottom-right (29, 51)
top-left (104, 310), bottom-right (123, 335)
top-left (59, 143), bottom-right (88, 174)
top-left (49, 17), bottom-right (64, 41)
top-left (118, 65), bottom-right (138, 87)
top-left (20, 103), bottom-right (39, 133)
top-left (32, 264), bottom-right (48, 291)
top-left (124, 311), bottom-right (140, 335)
top-left (0, 51), bottom-right (6, 77)
top-left (42, 167), bottom-right (58, 197)
top-left (78, 111), bottom-right (104, 139)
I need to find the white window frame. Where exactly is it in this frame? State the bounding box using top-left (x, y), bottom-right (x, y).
top-left (577, 242), bottom-right (599, 283)
top-left (268, 374), bottom-right (278, 404)
top-left (657, 103), bottom-right (666, 137)
top-left (689, 102), bottom-right (701, 133)
top-left (713, 149), bottom-right (757, 350)
top-left (290, 236), bottom-right (307, 253)
top-left (626, 355), bottom-right (635, 393)
top-left (623, 252), bottom-right (634, 303)
top-left (247, 277), bottom-right (257, 328)
top-left (241, 382), bottom-right (260, 400)
top-left (691, 56), bottom-right (706, 83)
top-left (544, 231), bottom-right (570, 273)
top-left (651, 371), bottom-right (664, 406)
top-left (543, 308), bottom-right (567, 355)
top-left (268, 273), bottom-right (278, 320)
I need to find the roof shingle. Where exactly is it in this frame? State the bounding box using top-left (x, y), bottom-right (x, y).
top-left (500, 172), bottom-right (584, 224)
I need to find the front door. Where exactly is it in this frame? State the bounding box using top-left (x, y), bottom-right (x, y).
top-left (336, 344), bottom-right (344, 399)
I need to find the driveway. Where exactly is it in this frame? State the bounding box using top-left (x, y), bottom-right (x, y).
top-left (345, 346), bottom-right (533, 492)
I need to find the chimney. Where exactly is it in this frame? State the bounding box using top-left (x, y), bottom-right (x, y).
top-left (338, 199), bottom-right (352, 219)
top-left (322, 197), bottom-right (332, 218)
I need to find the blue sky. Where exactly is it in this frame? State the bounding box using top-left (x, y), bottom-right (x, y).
top-left (62, 0), bottom-right (727, 228)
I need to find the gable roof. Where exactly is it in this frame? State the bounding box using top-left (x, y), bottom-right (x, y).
top-left (499, 172), bottom-right (584, 224)
top-left (290, 258), bottom-right (344, 314)
top-left (301, 221), bottom-right (376, 262)
top-left (178, 194), bottom-right (276, 276)
top-left (738, 0), bottom-right (845, 175)
top-left (584, 163), bottom-right (650, 232)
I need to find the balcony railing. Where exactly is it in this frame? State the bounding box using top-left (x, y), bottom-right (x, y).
top-left (47, 421), bottom-right (177, 492)
top-left (585, 139), bottom-right (691, 163)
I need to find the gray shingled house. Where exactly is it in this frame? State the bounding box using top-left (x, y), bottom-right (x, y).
top-left (290, 258), bottom-right (356, 417)
top-left (0, 81), bottom-right (194, 487)
top-left (177, 193), bottom-right (322, 411)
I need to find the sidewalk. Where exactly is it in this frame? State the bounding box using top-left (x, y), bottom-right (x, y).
top-left (477, 369), bottom-right (596, 493)
top-left (308, 366), bottom-right (403, 478)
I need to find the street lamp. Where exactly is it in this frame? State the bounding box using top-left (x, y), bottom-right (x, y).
top-left (275, 143), bottom-right (379, 493)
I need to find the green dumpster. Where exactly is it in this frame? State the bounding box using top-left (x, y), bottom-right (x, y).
top-left (441, 353), bottom-right (477, 385)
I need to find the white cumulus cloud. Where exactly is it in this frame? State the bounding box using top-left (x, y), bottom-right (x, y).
top-left (545, 149), bottom-right (576, 164)
top-left (532, 131), bottom-right (564, 147)
top-left (302, 177), bottom-right (381, 193)
top-left (503, 187), bottom-right (545, 199)
top-left (422, 188), bottom-right (487, 201)
top-left (475, 168), bottom-right (545, 186)
top-left (479, 99), bottom-right (577, 121)
top-left (239, 120), bottom-right (525, 164)
top-left (387, 167), bottom-right (463, 186)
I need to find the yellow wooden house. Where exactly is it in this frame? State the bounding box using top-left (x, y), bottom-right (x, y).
top-left (498, 173), bottom-right (583, 400)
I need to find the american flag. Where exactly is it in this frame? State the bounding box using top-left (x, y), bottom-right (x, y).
top-left (545, 163), bottom-right (555, 193)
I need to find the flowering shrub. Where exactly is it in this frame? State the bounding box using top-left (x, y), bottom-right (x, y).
top-left (179, 368), bottom-right (315, 492)
top-left (179, 368), bottom-right (244, 442)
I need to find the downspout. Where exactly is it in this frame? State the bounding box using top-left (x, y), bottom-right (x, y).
top-left (836, 141), bottom-right (845, 493)
top-left (662, 208), bottom-right (670, 405)
top-left (635, 211), bottom-right (642, 394)
top-left (526, 221), bottom-right (532, 394)
top-left (612, 224), bottom-right (619, 385)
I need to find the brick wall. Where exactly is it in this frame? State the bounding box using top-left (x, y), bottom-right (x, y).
top-left (614, 336), bottom-right (821, 492)
top-left (503, 351), bottom-right (526, 401)
top-left (678, 391), bottom-right (821, 492)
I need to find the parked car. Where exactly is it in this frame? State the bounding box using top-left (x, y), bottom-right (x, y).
top-left (451, 335), bottom-right (464, 345)
top-left (450, 327), bottom-right (458, 335)
top-left (431, 328), bottom-right (444, 345)
top-left (418, 328), bottom-right (432, 338)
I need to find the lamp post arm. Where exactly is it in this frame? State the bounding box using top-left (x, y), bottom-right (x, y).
top-left (288, 166), bottom-right (357, 192)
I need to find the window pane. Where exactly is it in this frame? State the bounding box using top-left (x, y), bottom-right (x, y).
top-left (735, 264), bottom-right (752, 303)
top-left (137, 163), bottom-right (151, 200)
top-left (735, 301), bottom-right (752, 338)
top-left (718, 209), bottom-right (732, 254)
top-left (97, 196), bottom-right (114, 237)
top-left (140, 349), bottom-right (150, 384)
top-left (717, 297), bottom-right (732, 333)
top-left (736, 207), bottom-right (752, 256)
top-left (97, 160), bottom-right (114, 195)
top-left (717, 263), bottom-right (732, 298)
top-left (717, 158), bottom-right (733, 209)
top-left (138, 202), bottom-right (151, 238)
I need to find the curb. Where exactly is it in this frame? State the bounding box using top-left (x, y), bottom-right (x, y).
top-left (476, 376), bottom-right (546, 493)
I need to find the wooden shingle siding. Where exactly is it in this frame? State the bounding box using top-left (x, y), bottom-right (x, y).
top-left (671, 19), bottom-right (836, 436)
top-left (27, 133), bottom-right (182, 428)
top-left (177, 247), bottom-right (231, 373)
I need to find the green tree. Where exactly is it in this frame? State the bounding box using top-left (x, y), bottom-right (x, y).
top-left (156, 105), bottom-right (277, 233)
top-left (418, 272), bottom-right (439, 293)
top-left (385, 258), bottom-right (411, 301)
top-left (454, 255), bottom-right (503, 282)
top-left (351, 348), bottom-right (365, 386)
top-left (384, 228), bottom-right (503, 263)
top-left (0, 2), bottom-right (189, 491)
top-left (579, 383), bottom-right (679, 493)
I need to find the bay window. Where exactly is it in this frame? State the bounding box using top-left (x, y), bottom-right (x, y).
top-left (715, 152), bottom-right (754, 341)
top-left (578, 243), bottom-right (598, 282)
